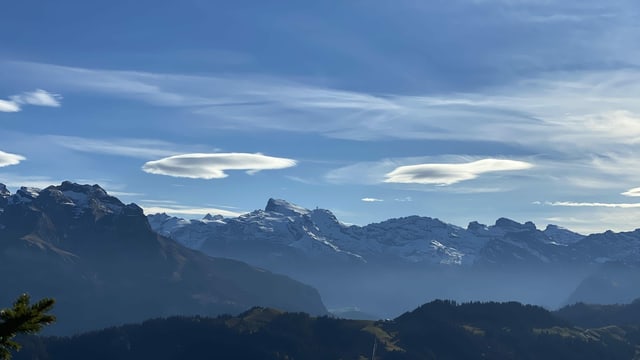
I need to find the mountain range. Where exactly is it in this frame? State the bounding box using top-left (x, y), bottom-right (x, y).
top-left (149, 197), bottom-right (640, 267)
top-left (2, 180), bottom-right (639, 331)
top-left (0, 182), bottom-right (326, 335)
top-left (149, 198), bottom-right (640, 316)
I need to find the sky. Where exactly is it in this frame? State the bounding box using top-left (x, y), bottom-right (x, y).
top-left (2, 0), bottom-right (640, 233)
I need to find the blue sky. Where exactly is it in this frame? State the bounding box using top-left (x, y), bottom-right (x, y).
top-left (2, 0), bottom-right (640, 233)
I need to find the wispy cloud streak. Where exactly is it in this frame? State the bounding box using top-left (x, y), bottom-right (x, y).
top-left (45, 136), bottom-right (181, 159)
top-left (7, 61), bottom-right (640, 152)
top-left (546, 201), bottom-right (640, 208)
top-left (361, 197), bottom-right (384, 202)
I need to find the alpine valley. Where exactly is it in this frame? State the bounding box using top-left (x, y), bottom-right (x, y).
top-left (2, 181), bottom-right (639, 334)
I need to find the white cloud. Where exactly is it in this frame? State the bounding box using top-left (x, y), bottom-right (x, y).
top-left (384, 159), bottom-right (534, 185)
top-left (142, 153), bottom-right (297, 179)
top-left (622, 187), bottom-right (640, 197)
top-left (547, 201), bottom-right (640, 208)
top-left (361, 197), bottom-right (384, 202)
top-left (0, 99), bottom-right (20, 112)
top-left (0, 89), bottom-right (62, 112)
top-left (141, 205), bottom-right (243, 218)
top-left (0, 151), bottom-right (26, 167)
top-left (10, 89), bottom-right (61, 107)
top-left (394, 196), bottom-right (413, 202)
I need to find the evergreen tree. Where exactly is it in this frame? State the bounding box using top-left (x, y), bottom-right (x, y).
top-left (0, 294), bottom-right (55, 360)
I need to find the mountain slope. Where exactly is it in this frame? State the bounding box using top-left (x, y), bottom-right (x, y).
top-left (564, 262), bottom-right (640, 305)
top-left (0, 182), bottom-right (326, 335)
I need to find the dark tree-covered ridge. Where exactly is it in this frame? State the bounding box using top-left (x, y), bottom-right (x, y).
top-left (13, 300), bottom-right (640, 360)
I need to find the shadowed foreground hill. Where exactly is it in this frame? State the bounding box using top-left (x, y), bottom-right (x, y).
top-left (0, 182), bottom-right (326, 335)
top-left (15, 301), bottom-right (640, 360)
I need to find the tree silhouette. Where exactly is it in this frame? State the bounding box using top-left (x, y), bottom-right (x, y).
top-left (0, 294), bottom-right (55, 360)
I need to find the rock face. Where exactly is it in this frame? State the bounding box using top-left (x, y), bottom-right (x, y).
top-left (0, 183), bottom-right (327, 335)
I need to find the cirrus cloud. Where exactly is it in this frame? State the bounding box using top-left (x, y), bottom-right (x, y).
top-left (546, 201), bottom-right (640, 208)
top-left (384, 158), bottom-right (534, 185)
top-left (361, 197), bottom-right (384, 202)
top-left (142, 153), bottom-right (297, 179)
top-left (0, 150), bottom-right (26, 167)
top-left (10, 89), bottom-right (62, 107)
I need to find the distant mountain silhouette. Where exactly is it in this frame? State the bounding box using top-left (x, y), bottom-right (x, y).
top-left (564, 261), bottom-right (640, 306)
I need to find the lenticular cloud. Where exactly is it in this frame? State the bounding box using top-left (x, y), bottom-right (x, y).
top-left (0, 150), bottom-right (26, 167)
top-left (142, 153), bottom-right (297, 179)
top-left (384, 158), bottom-right (533, 185)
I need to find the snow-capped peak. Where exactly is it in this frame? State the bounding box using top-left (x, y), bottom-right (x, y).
top-left (493, 218), bottom-right (536, 231)
top-left (543, 224), bottom-right (584, 245)
top-left (0, 183), bottom-right (9, 197)
top-left (58, 181), bottom-right (110, 199)
top-left (467, 221), bottom-right (488, 233)
top-left (146, 197), bottom-right (637, 269)
top-left (264, 198), bottom-right (310, 216)
top-left (10, 186), bottom-right (42, 204)
top-left (47, 181), bottom-right (124, 214)
top-left (203, 213), bottom-right (225, 221)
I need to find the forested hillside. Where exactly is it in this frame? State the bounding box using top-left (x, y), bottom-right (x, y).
top-left (14, 300), bottom-right (640, 360)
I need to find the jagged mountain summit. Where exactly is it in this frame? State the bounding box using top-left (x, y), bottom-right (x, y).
top-left (0, 182), bottom-right (327, 335)
top-left (149, 198), bottom-right (599, 268)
